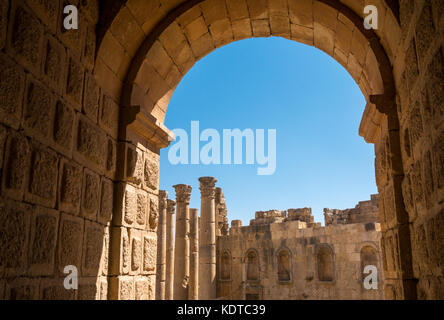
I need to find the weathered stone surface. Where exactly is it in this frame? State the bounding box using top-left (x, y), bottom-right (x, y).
top-left (0, 0), bottom-right (8, 50)
top-left (66, 59), bottom-right (85, 108)
top-left (75, 115), bottom-right (107, 171)
top-left (82, 222), bottom-right (105, 276)
top-left (41, 279), bottom-right (76, 300)
top-left (143, 233), bottom-right (157, 273)
top-left (100, 95), bottom-right (119, 139)
top-left (0, 199), bottom-right (31, 275)
top-left (43, 35), bottom-right (66, 91)
top-left (8, 3), bottom-right (43, 73)
top-left (53, 100), bottom-right (75, 157)
top-left (2, 132), bottom-right (30, 200)
top-left (149, 196), bottom-right (159, 231)
top-left (5, 278), bottom-right (39, 300)
top-left (57, 213), bottom-right (84, 274)
top-left (0, 53), bottom-right (25, 129)
top-left (144, 155), bottom-right (159, 191)
top-left (59, 159), bottom-right (82, 214)
top-left (83, 73), bottom-right (100, 121)
top-left (136, 191), bottom-right (147, 227)
top-left (25, 144), bottom-right (59, 207)
top-left (99, 178), bottom-right (113, 224)
top-left (23, 79), bottom-right (55, 143)
top-left (26, 0), bottom-right (59, 32)
top-left (28, 207), bottom-right (59, 276)
top-left (81, 169), bottom-right (101, 219)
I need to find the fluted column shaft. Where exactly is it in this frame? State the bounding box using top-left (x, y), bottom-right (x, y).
top-left (156, 191), bottom-right (168, 300)
top-left (189, 208), bottom-right (199, 300)
top-left (199, 177), bottom-right (217, 300)
top-left (165, 199), bottom-right (176, 300)
top-left (173, 184), bottom-right (192, 300)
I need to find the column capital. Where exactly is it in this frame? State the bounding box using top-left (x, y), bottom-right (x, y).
top-left (199, 177), bottom-right (218, 199)
top-left (173, 184), bottom-right (192, 204)
top-left (159, 190), bottom-right (168, 209)
top-left (167, 199), bottom-right (176, 214)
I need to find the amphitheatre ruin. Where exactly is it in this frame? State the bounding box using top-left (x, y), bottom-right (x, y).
top-left (0, 0), bottom-right (443, 300)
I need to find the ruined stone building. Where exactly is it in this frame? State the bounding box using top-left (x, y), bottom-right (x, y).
top-left (0, 0), bottom-right (444, 300)
top-left (216, 194), bottom-right (384, 300)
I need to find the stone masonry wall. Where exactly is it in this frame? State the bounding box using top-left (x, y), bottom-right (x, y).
top-left (217, 219), bottom-right (384, 300)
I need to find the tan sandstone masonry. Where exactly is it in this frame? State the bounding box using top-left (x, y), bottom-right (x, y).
top-left (173, 184), bottom-right (192, 299)
top-left (217, 196), bottom-right (385, 300)
top-left (166, 199), bottom-right (176, 300)
top-left (0, 0), bottom-right (443, 300)
top-left (199, 177), bottom-right (218, 300)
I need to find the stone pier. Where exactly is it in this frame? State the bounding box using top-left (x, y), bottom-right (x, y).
top-left (199, 177), bottom-right (218, 300)
top-left (173, 184), bottom-right (192, 299)
top-left (189, 208), bottom-right (199, 300)
top-left (156, 191), bottom-right (168, 300)
top-left (166, 199), bottom-right (176, 300)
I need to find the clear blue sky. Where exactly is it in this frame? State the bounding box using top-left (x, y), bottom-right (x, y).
top-left (159, 37), bottom-right (377, 226)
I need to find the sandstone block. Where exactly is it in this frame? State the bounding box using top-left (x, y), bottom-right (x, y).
top-left (23, 78), bottom-right (56, 145)
top-left (148, 195), bottom-right (159, 231)
top-left (75, 114), bottom-right (107, 173)
top-left (226, 0), bottom-right (249, 21)
top-left (105, 137), bottom-right (117, 179)
top-left (83, 25), bottom-right (96, 70)
top-left (66, 58), bottom-right (85, 108)
top-left (53, 100), bottom-right (75, 157)
top-left (58, 159), bottom-right (82, 215)
top-left (270, 15), bottom-right (290, 37)
top-left (210, 19), bottom-right (234, 48)
top-left (25, 144), bottom-right (59, 208)
top-left (100, 95), bottom-right (119, 139)
top-left (109, 276), bottom-right (134, 300)
top-left (143, 232), bottom-right (157, 274)
top-left (0, 0), bottom-right (8, 50)
top-left (314, 22), bottom-right (335, 56)
top-left (200, 0), bottom-right (228, 24)
top-left (99, 178), bottom-right (113, 225)
top-left (78, 277), bottom-right (100, 300)
top-left (143, 153), bottom-right (159, 192)
top-left (83, 72), bottom-right (100, 122)
top-left (0, 53), bottom-right (25, 129)
top-left (26, 0), bottom-right (59, 33)
top-left (252, 19), bottom-right (271, 38)
top-left (247, 0), bottom-right (268, 20)
top-left (81, 168), bottom-right (101, 220)
top-left (232, 18), bottom-right (253, 40)
top-left (2, 132), bottom-right (31, 201)
top-left (40, 278), bottom-right (76, 300)
top-left (5, 278), bottom-right (39, 300)
top-left (57, 213), bottom-right (84, 275)
top-left (28, 206), bottom-right (59, 276)
top-left (130, 228), bottom-right (142, 275)
top-left (7, 3), bottom-right (44, 74)
top-left (136, 190), bottom-right (148, 229)
top-left (109, 226), bottom-right (130, 275)
top-left (42, 35), bottom-right (67, 93)
top-left (0, 199), bottom-right (31, 276)
top-left (288, 0), bottom-right (313, 28)
top-left (82, 221), bottom-right (106, 276)
top-left (147, 41), bottom-right (174, 78)
top-left (190, 33), bottom-right (215, 59)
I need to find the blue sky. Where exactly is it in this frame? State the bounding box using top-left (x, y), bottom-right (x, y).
top-left (159, 37), bottom-right (377, 226)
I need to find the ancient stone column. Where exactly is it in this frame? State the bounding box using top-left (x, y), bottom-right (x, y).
top-left (173, 184), bottom-right (192, 299)
top-left (165, 199), bottom-right (176, 300)
top-left (198, 177), bottom-right (218, 300)
top-left (189, 208), bottom-right (199, 300)
top-left (156, 190), bottom-right (168, 300)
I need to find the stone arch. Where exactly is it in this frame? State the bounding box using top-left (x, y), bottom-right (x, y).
top-left (276, 247), bottom-right (292, 282)
top-left (316, 244), bottom-right (335, 282)
top-left (245, 249), bottom-right (260, 281)
top-left (91, 0), bottom-right (439, 297)
top-left (220, 250), bottom-right (232, 280)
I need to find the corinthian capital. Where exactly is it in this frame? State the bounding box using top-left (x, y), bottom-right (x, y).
top-left (173, 184), bottom-right (192, 204)
top-left (199, 177), bottom-right (218, 199)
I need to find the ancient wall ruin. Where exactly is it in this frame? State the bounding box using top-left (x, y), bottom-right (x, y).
top-left (217, 196), bottom-right (384, 300)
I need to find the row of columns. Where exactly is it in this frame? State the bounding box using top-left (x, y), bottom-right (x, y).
top-left (155, 177), bottom-right (218, 300)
